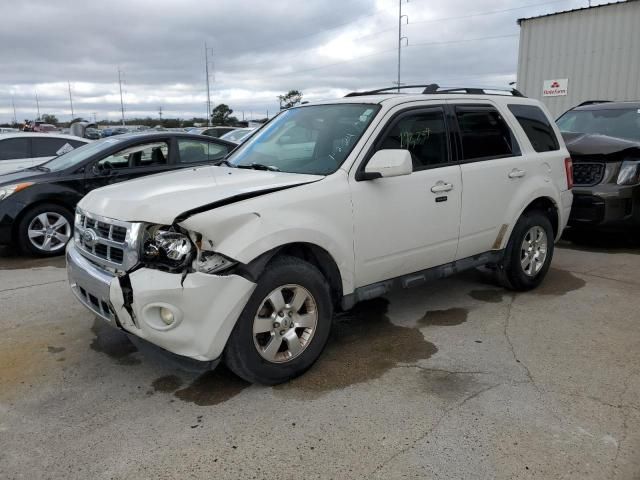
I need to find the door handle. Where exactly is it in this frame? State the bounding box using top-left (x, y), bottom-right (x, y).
top-left (430, 181), bottom-right (454, 193)
top-left (508, 168), bottom-right (526, 179)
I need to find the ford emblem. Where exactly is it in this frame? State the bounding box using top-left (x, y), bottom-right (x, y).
top-left (83, 229), bottom-right (98, 248)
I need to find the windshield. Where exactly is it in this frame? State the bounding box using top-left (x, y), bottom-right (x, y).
top-left (227, 103), bottom-right (380, 175)
top-left (41, 137), bottom-right (125, 171)
top-left (557, 108), bottom-right (640, 141)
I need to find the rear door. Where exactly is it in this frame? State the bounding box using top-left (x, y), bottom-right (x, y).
top-left (0, 137), bottom-right (32, 173)
top-left (449, 101), bottom-right (530, 259)
top-left (350, 105), bottom-right (462, 286)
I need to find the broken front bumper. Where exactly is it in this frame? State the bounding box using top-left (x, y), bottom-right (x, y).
top-left (66, 241), bottom-right (257, 361)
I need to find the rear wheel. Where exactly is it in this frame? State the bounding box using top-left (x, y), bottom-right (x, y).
top-left (499, 211), bottom-right (554, 291)
top-left (17, 204), bottom-right (73, 257)
top-left (224, 256), bottom-right (333, 385)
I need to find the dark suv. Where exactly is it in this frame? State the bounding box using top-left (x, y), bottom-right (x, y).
top-left (557, 101), bottom-right (640, 231)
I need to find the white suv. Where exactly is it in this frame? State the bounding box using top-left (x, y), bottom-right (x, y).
top-left (66, 86), bottom-right (573, 384)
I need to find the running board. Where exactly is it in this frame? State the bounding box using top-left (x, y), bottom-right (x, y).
top-left (341, 250), bottom-right (504, 310)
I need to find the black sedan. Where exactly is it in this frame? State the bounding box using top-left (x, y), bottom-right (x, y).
top-left (0, 132), bottom-right (235, 256)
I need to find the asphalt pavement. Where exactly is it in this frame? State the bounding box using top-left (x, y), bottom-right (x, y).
top-left (0, 236), bottom-right (638, 479)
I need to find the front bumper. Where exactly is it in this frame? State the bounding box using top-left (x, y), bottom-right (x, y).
top-left (66, 242), bottom-right (257, 361)
top-left (569, 183), bottom-right (640, 229)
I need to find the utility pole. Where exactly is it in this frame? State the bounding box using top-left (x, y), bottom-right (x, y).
top-left (11, 97), bottom-right (17, 126)
top-left (396, 0), bottom-right (409, 92)
top-left (158, 106), bottom-right (163, 124)
top-left (204, 42), bottom-right (214, 126)
top-left (68, 81), bottom-right (74, 120)
top-left (35, 91), bottom-right (40, 119)
top-left (118, 68), bottom-right (126, 126)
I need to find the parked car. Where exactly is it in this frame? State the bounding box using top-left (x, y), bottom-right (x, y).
top-left (85, 128), bottom-right (102, 140)
top-left (0, 132), bottom-right (235, 256)
top-left (220, 127), bottom-right (255, 144)
top-left (0, 133), bottom-right (89, 175)
top-left (190, 126), bottom-right (237, 138)
top-left (66, 86), bottom-right (573, 384)
top-left (557, 101), bottom-right (640, 231)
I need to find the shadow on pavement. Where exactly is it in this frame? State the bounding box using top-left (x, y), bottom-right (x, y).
top-left (559, 228), bottom-right (640, 254)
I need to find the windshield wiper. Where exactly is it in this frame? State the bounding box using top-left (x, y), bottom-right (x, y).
top-left (27, 165), bottom-right (50, 172)
top-left (236, 163), bottom-right (280, 172)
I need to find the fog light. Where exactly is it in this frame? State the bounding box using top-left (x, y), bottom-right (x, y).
top-left (159, 307), bottom-right (175, 325)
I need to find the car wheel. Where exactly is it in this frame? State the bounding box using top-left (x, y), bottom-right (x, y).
top-left (224, 255), bottom-right (333, 385)
top-left (499, 211), bottom-right (554, 291)
top-left (17, 204), bottom-right (74, 257)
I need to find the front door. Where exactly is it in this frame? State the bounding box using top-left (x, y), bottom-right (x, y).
top-left (84, 139), bottom-right (172, 193)
top-left (350, 106), bottom-right (462, 287)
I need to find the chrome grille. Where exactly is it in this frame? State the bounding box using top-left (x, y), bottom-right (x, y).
top-left (74, 208), bottom-right (141, 271)
top-left (573, 162), bottom-right (605, 186)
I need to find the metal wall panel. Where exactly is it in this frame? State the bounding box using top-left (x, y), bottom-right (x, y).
top-left (517, 1), bottom-right (640, 118)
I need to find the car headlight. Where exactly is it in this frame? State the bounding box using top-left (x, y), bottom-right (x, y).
top-left (142, 226), bottom-right (194, 270)
top-left (617, 160), bottom-right (640, 185)
top-left (0, 182), bottom-right (33, 201)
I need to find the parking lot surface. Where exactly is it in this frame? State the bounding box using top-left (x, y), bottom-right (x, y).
top-left (0, 240), bottom-right (639, 480)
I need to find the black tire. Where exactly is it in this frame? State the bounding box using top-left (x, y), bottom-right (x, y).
top-left (224, 255), bottom-right (333, 385)
top-left (499, 210), bottom-right (555, 291)
top-left (17, 203), bottom-right (74, 257)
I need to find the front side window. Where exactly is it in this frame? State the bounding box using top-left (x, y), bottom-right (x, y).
top-left (508, 104), bottom-right (559, 152)
top-left (95, 141), bottom-right (169, 170)
top-left (228, 104), bottom-right (380, 175)
top-left (377, 109), bottom-right (448, 170)
top-left (178, 139), bottom-right (229, 163)
top-left (557, 108), bottom-right (640, 141)
top-left (456, 106), bottom-right (520, 160)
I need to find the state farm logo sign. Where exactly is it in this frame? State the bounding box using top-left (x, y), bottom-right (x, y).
top-left (543, 78), bottom-right (568, 97)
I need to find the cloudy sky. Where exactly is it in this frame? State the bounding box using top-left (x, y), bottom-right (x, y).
top-left (0, 0), bottom-right (610, 123)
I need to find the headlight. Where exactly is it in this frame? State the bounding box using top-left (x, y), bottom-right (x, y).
top-left (0, 182), bottom-right (33, 201)
top-left (617, 160), bottom-right (640, 185)
top-left (142, 226), bottom-right (194, 270)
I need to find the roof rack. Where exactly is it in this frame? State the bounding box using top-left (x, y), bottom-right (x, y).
top-left (345, 83), bottom-right (525, 98)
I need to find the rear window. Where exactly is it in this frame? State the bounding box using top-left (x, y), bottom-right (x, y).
top-left (32, 137), bottom-right (83, 157)
top-left (455, 106), bottom-right (520, 160)
top-left (508, 104), bottom-right (559, 152)
top-left (0, 137), bottom-right (30, 160)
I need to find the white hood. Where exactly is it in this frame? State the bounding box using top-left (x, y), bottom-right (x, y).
top-left (79, 165), bottom-right (320, 224)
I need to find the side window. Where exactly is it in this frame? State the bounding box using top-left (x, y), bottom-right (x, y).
top-left (456, 107), bottom-right (520, 160)
top-left (378, 109), bottom-right (449, 170)
top-left (178, 139), bottom-right (229, 163)
top-left (32, 138), bottom-right (77, 157)
top-left (508, 104), bottom-right (560, 152)
top-left (0, 138), bottom-right (30, 160)
top-left (95, 141), bottom-right (169, 170)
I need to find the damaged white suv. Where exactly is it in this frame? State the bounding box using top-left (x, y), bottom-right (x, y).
top-left (67, 85), bottom-right (573, 384)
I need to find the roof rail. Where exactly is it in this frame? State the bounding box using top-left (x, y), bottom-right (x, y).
top-left (345, 83), bottom-right (525, 98)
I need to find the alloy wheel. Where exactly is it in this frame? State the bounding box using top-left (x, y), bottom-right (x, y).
top-left (27, 212), bottom-right (71, 253)
top-left (520, 226), bottom-right (548, 277)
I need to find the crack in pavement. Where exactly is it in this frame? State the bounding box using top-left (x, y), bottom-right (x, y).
top-left (611, 371), bottom-right (638, 480)
top-left (503, 294), bottom-right (563, 424)
top-left (0, 279), bottom-right (67, 293)
top-left (369, 382), bottom-right (504, 477)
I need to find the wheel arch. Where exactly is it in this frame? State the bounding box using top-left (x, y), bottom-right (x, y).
top-left (11, 198), bottom-right (75, 241)
top-left (520, 196), bottom-right (560, 239)
top-left (235, 242), bottom-right (344, 308)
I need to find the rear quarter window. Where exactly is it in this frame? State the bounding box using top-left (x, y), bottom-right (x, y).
top-left (508, 104), bottom-right (560, 152)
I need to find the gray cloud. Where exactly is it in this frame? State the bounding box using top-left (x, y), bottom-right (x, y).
top-left (0, 0), bottom-right (610, 123)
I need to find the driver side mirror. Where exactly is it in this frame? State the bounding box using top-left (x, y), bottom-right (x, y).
top-left (358, 149), bottom-right (413, 181)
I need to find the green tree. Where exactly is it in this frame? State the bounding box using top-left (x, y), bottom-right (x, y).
top-left (278, 90), bottom-right (303, 109)
top-left (41, 113), bottom-right (59, 124)
top-left (211, 104), bottom-right (238, 125)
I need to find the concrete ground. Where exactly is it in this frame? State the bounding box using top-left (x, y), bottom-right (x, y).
top-left (0, 236), bottom-right (639, 480)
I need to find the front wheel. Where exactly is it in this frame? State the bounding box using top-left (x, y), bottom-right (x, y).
top-left (17, 204), bottom-right (74, 257)
top-left (499, 211), bottom-right (555, 291)
top-left (224, 256), bottom-right (333, 385)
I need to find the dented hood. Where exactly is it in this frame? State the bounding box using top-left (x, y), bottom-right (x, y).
top-left (79, 165), bottom-right (320, 224)
top-left (562, 132), bottom-right (640, 158)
